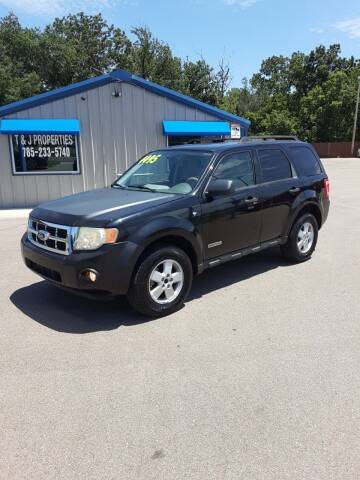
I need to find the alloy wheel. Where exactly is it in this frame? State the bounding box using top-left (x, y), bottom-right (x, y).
top-left (149, 259), bottom-right (184, 304)
top-left (297, 221), bottom-right (314, 254)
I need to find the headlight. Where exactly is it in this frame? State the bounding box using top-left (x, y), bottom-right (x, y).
top-left (73, 227), bottom-right (118, 251)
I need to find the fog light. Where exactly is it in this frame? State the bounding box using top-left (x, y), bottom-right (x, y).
top-left (82, 269), bottom-right (98, 283)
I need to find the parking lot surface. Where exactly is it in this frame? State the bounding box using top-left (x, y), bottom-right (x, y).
top-left (1, 158), bottom-right (359, 480)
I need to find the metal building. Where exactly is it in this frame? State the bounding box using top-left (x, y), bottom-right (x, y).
top-left (0, 69), bottom-right (250, 208)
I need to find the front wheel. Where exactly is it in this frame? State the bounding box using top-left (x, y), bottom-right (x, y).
top-left (281, 213), bottom-right (318, 263)
top-left (127, 245), bottom-right (193, 317)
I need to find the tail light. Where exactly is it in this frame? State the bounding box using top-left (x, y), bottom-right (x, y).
top-left (323, 178), bottom-right (330, 198)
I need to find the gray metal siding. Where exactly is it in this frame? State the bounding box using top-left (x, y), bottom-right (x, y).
top-left (0, 82), bottom-right (225, 208)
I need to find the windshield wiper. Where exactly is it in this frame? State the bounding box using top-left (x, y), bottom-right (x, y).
top-left (130, 185), bottom-right (157, 192)
top-left (112, 184), bottom-right (158, 192)
top-left (238, 177), bottom-right (249, 186)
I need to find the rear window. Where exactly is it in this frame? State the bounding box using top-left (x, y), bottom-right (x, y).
top-left (289, 147), bottom-right (322, 177)
top-left (257, 149), bottom-right (292, 182)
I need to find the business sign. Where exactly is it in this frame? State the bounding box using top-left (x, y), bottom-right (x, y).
top-left (230, 123), bottom-right (241, 139)
top-left (11, 134), bottom-right (80, 174)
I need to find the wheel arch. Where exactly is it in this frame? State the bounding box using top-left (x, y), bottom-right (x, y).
top-left (287, 201), bottom-right (322, 236)
top-left (132, 229), bottom-right (203, 279)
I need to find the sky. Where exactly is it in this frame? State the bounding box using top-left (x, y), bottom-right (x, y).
top-left (0, 0), bottom-right (360, 86)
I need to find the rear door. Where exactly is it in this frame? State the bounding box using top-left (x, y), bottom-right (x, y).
top-left (286, 144), bottom-right (330, 222)
top-left (200, 149), bottom-right (263, 259)
top-left (256, 146), bottom-right (300, 242)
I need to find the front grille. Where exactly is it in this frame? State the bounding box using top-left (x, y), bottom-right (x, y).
top-left (25, 258), bottom-right (62, 282)
top-left (27, 218), bottom-right (74, 255)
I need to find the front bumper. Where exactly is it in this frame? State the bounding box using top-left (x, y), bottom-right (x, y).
top-left (21, 234), bottom-right (141, 297)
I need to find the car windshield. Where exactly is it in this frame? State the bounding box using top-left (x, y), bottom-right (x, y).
top-left (112, 150), bottom-right (213, 194)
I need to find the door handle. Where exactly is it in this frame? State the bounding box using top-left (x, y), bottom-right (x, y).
top-left (289, 187), bottom-right (300, 194)
top-left (244, 196), bottom-right (259, 204)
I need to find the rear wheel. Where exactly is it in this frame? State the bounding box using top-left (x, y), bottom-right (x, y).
top-left (127, 245), bottom-right (193, 317)
top-left (281, 213), bottom-right (318, 262)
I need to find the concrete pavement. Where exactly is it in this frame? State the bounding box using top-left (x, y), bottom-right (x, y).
top-left (1, 158), bottom-right (359, 479)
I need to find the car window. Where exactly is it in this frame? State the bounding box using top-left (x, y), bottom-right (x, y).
top-left (257, 149), bottom-right (292, 182)
top-left (113, 150), bottom-right (213, 194)
top-left (213, 151), bottom-right (255, 189)
top-left (289, 146), bottom-right (322, 177)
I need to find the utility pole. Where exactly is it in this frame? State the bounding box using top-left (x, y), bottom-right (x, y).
top-left (351, 76), bottom-right (360, 157)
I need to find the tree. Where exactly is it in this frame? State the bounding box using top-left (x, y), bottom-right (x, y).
top-left (248, 44), bottom-right (360, 141)
top-left (290, 44), bottom-right (356, 96)
top-left (215, 58), bottom-right (231, 103)
top-left (221, 78), bottom-right (263, 117)
top-left (40, 12), bottom-right (132, 89)
top-left (246, 93), bottom-right (299, 136)
top-left (0, 13), bottom-right (42, 104)
top-left (1, 11), bottom-right (360, 145)
top-left (130, 26), bottom-right (155, 79)
top-left (298, 70), bottom-right (359, 142)
top-left (0, 13), bottom-right (231, 107)
top-left (130, 27), bottom-right (182, 90)
top-left (181, 59), bottom-right (219, 105)
top-left (251, 55), bottom-right (290, 95)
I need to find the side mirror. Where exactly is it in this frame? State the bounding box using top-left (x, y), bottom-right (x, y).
top-left (206, 179), bottom-right (234, 198)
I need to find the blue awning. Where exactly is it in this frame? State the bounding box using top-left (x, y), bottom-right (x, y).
top-left (0, 119), bottom-right (80, 135)
top-left (163, 120), bottom-right (230, 137)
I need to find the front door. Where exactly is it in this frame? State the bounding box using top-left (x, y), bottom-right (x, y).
top-left (200, 150), bottom-right (262, 259)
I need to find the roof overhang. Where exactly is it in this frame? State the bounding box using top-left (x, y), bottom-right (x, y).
top-left (131, 75), bottom-right (250, 128)
top-left (0, 119), bottom-right (80, 134)
top-left (0, 69), bottom-right (250, 130)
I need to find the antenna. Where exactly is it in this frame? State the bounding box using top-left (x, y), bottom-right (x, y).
top-left (90, 67), bottom-right (123, 97)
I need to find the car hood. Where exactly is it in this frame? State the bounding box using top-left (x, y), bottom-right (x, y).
top-left (31, 187), bottom-right (179, 227)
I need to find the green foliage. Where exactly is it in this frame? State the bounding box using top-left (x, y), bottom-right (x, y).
top-left (241, 44), bottom-right (360, 142)
top-left (40, 12), bottom-right (132, 89)
top-left (220, 79), bottom-right (263, 117)
top-left (130, 26), bottom-right (182, 90)
top-left (182, 59), bottom-right (220, 105)
top-left (0, 12), bottom-right (225, 107)
top-left (0, 12), bottom-right (359, 143)
top-left (0, 13), bottom-right (42, 104)
top-left (298, 70), bottom-right (358, 142)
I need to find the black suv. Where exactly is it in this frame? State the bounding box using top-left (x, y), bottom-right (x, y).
top-left (21, 137), bottom-right (330, 317)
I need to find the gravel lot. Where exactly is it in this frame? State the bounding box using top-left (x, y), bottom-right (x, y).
top-left (1, 158), bottom-right (359, 480)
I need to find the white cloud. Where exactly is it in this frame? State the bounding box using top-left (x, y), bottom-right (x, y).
top-left (334, 18), bottom-right (360, 39)
top-left (310, 27), bottom-right (325, 34)
top-left (222, 0), bottom-right (259, 8)
top-left (0, 0), bottom-right (131, 16)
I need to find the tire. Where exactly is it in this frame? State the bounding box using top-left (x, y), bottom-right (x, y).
top-left (127, 244), bottom-right (193, 317)
top-left (281, 213), bottom-right (318, 263)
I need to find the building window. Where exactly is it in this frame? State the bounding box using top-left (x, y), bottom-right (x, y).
top-left (168, 135), bottom-right (227, 146)
top-left (10, 134), bottom-right (80, 174)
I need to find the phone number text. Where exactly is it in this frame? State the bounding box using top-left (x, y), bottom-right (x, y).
top-left (21, 146), bottom-right (72, 158)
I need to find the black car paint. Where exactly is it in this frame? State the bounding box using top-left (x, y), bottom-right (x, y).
top-left (32, 187), bottom-right (181, 227)
top-left (21, 141), bottom-right (330, 297)
top-left (201, 181), bottom-right (263, 258)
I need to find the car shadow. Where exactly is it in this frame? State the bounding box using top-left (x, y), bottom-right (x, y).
top-left (189, 247), bottom-right (290, 300)
top-left (10, 283), bottom-right (147, 334)
top-left (10, 248), bottom-right (291, 334)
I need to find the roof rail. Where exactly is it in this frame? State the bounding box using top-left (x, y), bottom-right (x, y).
top-left (240, 135), bottom-right (299, 143)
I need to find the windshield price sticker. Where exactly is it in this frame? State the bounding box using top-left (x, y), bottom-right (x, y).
top-left (139, 154), bottom-right (162, 165)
